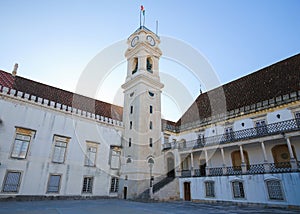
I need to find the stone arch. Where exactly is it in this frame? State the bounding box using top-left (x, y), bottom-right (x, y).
top-left (271, 144), bottom-right (297, 167)
top-left (231, 150), bottom-right (250, 170)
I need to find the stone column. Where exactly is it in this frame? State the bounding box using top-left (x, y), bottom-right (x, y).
top-left (221, 148), bottom-right (227, 175)
top-left (205, 150), bottom-right (210, 176)
top-left (285, 137), bottom-right (297, 170)
top-left (261, 141), bottom-right (270, 172)
top-left (190, 153), bottom-right (194, 176)
top-left (239, 145), bottom-right (247, 173)
top-left (175, 151), bottom-right (182, 177)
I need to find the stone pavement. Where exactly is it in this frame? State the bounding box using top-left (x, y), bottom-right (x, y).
top-left (0, 199), bottom-right (298, 214)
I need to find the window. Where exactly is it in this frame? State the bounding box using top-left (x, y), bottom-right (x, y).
top-left (224, 126), bottom-right (234, 141)
top-left (52, 135), bottom-right (69, 164)
top-left (110, 146), bottom-right (121, 169)
top-left (85, 143), bottom-right (97, 167)
top-left (2, 171), bottom-right (22, 193)
top-left (129, 138), bottom-right (131, 147)
top-left (110, 177), bottom-right (119, 193)
top-left (149, 121), bottom-right (153, 130)
top-left (266, 180), bottom-right (284, 200)
top-left (149, 138), bottom-right (153, 147)
top-left (47, 174), bottom-right (61, 193)
top-left (205, 181), bottom-right (215, 197)
top-left (82, 177), bottom-right (93, 193)
top-left (150, 105), bottom-right (153, 114)
top-left (232, 181), bottom-right (245, 198)
top-left (255, 120), bottom-right (267, 135)
top-left (130, 121), bottom-right (132, 129)
top-left (295, 112), bottom-right (300, 127)
top-left (130, 106), bottom-right (133, 114)
top-left (11, 128), bottom-right (35, 159)
top-left (146, 57), bottom-right (153, 73)
top-left (132, 58), bottom-right (138, 74)
top-left (148, 91), bottom-right (154, 97)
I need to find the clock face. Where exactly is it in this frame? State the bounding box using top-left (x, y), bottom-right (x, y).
top-left (146, 35), bottom-right (155, 46)
top-left (131, 36), bottom-right (139, 47)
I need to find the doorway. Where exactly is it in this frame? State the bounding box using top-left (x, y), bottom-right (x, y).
top-left (183, 182), bottom-right (191, 201)
top-left (123, 187), bottom-right (127, 199)
top-left (167, 156), bottom-right (175, 178)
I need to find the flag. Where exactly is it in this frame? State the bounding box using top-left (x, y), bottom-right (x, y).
top-left (141, 5), bottom-right (145, 15)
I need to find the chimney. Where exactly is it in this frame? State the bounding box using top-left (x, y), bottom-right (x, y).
top-left (12, 63), bottom-right (18, 77)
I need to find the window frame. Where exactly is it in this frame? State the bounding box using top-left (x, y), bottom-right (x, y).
top-left (150, 105), bottom-right (153, 114)
top-left (82, 176), bottom-right (94, 194)
top-left (110, 177), bottom-right (119, 193)
top-left (204, 181), bottom-right (215, 198)
top-left (10, 128), bottom-right (35, 160)
top-left (265, 179), bottom-right (285, 201)
top-left (2, 170), bottom-right (22, 193)
top-left (52, 135), bottom-right (70, 164)
top-left (84, 142), bottom-right (98, 167)
top-left (46, 174), bottom-right (62, 194)
top-left (231, 180), bottom-right (245, 199)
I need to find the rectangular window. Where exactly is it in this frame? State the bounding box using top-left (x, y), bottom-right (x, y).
top-left (85, 143), bottom-right (97, 167)
top-left (129, 138), bottom-right (131, 147)
top-left (150, 105), bottom-right (153, 114)
top-left (232, 181), bottom-right (245, 198)
top-left (2, 171), bottom-right (22, 193)
top-left (205, 181), bottom-right (215, 197)
top-left (47, 174), bottom-right (61, 193)
top-left (82, 177), bottom-right (93, 193)
top-left (224, 127), bottom-right (234, 141)
top-left (11, 128), bottom-right (35, 159)
top-left (149, 121), bottom-right (153, 130)
top-left (130, 121), bottom-right (132, 129)
top-left (149, 138), bottom-right (153, 147)
top-left (266, 180), bottom-right (284, 200)
top-left (52, 136), bottom-right (69, 164)
top-left (130, 106), bottom-right (133, 114)
top-left (295, 112), bottom-right (300, 127)
top-left (110, 177), bottom-right (119, 193)
top-left (110, 146), bottom-right (121, 169)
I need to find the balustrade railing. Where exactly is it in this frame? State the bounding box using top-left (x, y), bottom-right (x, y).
top-left (176, 119), bottom-right (300, 150)
top-left (182, 162), bottom-right (298, 178)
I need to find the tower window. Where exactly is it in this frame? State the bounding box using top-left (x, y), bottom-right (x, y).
top-left (150, 121), bottom-right (153, 130)
top-left (132, 58), bottom-right (138, 74)
top-left (149, 138), bottom-right (153, 147)
top-left (150, 105), bottom-right (153, 114)
top-left (129, 138), bottom-right (131, 147)
top-left (130, 121), bottom-right (132, 129)
top-left (146, 57), bottom-right (153, 73)
top-left (130, 106), bottom-right (133, 114)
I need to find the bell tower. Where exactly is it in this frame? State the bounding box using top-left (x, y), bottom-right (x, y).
top-left (120, 26), bottom-right (164, 199)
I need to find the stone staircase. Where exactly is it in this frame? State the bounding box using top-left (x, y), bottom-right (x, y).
top-left (139, 176), bottom-right (175, 199)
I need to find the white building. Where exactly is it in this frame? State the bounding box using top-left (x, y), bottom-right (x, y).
top-left (0, 25), bottom-right (300, 208)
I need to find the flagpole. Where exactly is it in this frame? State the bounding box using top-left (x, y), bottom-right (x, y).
top-left (143, 11), bottom-right (145, 26)
top-left (140, 10), bottom-right (142, 27)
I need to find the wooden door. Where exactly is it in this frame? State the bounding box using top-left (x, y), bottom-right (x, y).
top-left (184, 182), bottom-right (191, 201)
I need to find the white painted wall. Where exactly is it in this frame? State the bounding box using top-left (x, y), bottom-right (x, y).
top-left (179, 173), bottom-right (300, 207)
top-left (0, 96), bottom-right (122, 197)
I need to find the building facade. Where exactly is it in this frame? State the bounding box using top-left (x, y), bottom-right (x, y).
top-left (0, 25), bottom-right (300, 208)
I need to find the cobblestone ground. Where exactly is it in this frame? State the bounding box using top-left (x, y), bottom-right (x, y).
top-left (0, 199), bottom-right (298, 214)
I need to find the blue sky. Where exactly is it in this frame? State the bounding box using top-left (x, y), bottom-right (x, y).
top-left (1, 0), bottom-right (300, 121)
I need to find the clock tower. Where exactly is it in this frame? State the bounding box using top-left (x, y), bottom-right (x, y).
top-left (120, 26), bottom-right (164, 199)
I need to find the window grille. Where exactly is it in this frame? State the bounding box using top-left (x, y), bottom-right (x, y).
top-left (2, 171), bottom-right (21, 192)
top-left (110, 177), bottom-right (119, 193)
top-left (47, 175), bottom-right (61, 193)
top-left (232, 181), bottom-right (245, 198)
top-left (266, 180), bottom-right (284, 200)
top-left (82, 177), bottom-right (93, 193)
top-left (205, 181), bottom-right (215, 197)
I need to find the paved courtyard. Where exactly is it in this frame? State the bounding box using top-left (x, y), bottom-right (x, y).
top-left (0, 199), bottom-right (298, 214)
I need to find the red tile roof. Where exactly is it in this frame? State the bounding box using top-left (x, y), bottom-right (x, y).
top-left (176, 53), bottom-right (300, 127)
top-left (0, 70), bottom-right (123, 121)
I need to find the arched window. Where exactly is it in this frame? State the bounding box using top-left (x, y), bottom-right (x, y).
top-left (146, 57), bottom-right (153, 73)
top-left (271, 144), bottom-right (297, 168)
top-left (132, 58), bottom-right (138, 74)
top-left (231, 150), bottom-right (250, 170)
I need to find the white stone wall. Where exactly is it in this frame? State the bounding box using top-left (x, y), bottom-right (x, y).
top-left (0, 96), bottom-right (122, 197)
top-left (179, 173), bottom-right (300, 207)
